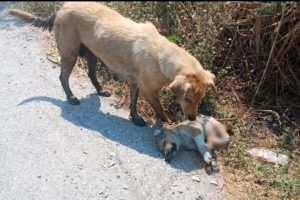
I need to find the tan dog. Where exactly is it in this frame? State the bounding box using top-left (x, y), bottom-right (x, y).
top-left (154, 114), bottom-right (230, 171)
top-left (9, 2), bottom-right (216, 126)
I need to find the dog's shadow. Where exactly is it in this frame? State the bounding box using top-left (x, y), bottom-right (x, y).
top-left (18, 94), bottom-right (204, 172)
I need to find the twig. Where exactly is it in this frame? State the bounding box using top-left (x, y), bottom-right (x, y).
top-left (250, 7), bottom-right (286, 106)
top-left (231, 88), bottom-right (241, 104)
top-left (255, 109), bottom-right (281, 127)
top-left (218, 118), bottom-right (237, 122)
top-left (283, 109), bottom-right (300, 129)
top-left (221, 28), bottom-right (238, 69)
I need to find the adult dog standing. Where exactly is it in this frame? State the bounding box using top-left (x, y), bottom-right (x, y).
top-left (9, 2), bottom-right (216, 126)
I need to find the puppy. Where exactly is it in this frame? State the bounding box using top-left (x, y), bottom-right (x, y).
top-left (154, 115), bottom-right (230, 171)
top-left (9, 2), bottom-right (216, 126)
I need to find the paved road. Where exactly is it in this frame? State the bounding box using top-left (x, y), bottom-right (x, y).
top-left (0, 2), bottom-right (227, 200)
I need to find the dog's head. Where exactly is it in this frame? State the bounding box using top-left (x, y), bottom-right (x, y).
top-left (154, 128), bottom-right (179, 162)
top-left (169, 71), bottom-right (216, 121)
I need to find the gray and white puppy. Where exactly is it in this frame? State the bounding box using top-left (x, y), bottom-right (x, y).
top-left (154, 114), bottom-right (230, 171)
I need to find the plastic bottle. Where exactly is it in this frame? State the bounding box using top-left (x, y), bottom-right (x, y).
top-left (247, 148), bottom-right (289, 165)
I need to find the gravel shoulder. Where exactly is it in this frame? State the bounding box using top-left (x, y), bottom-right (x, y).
top-left (0, 2), bottom-right (227, 200)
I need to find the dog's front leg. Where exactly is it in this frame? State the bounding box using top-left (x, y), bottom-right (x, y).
top-left (141, 89), bottom-right (170, 124)
top-left (85, 51), bottom-right (110, 97)
top-left (129, 83), bottom-right (146, 126)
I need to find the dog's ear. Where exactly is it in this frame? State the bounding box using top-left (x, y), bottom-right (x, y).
top-left (204, 71), bottom-right (217, 94)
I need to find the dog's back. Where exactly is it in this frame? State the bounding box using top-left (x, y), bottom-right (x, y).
top-left (54, 2), bottom-right (165, 83)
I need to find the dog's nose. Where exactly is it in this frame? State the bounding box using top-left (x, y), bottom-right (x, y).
top-left (188, 115), bottom-right (196, 121)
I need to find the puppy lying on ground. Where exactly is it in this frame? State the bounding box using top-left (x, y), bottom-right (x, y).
top-left (9, 2), bottom-right (216, 126)
top-left (154, 114), bottom-right (230, 171)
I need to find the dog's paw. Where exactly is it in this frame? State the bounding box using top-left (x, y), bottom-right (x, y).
top-left (98, 90), bottom-right (111, 97)
top-left (131, 116), bottom-right (146, 126)
top-left (68, 96), bottom-right (80, 105)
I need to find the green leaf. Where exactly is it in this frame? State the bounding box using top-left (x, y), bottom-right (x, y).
top-left (167, 34), bottom-right (182, 44)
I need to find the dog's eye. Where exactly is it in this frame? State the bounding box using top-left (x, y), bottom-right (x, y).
top-left (185, 97), bottom-right (192, 103)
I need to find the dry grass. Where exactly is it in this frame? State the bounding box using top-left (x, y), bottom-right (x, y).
top-left (11, 2), bottom-right (300, 199)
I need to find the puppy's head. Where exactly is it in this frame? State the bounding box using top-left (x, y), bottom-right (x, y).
top-left (154, 128), bottom-right (178, 162)
top-left (169, 71), bottom-right (216, 121)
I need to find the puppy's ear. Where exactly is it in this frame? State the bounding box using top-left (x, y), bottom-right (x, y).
top-left (171, 142), bottom-right (177, 152)
top-left (154, 128), bottom-right (164, 137)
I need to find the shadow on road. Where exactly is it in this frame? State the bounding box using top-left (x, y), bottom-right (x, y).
top-left (18, 94), bottom-right (204, 172)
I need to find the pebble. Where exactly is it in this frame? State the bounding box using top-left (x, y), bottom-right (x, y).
top-left (192, 176), bottom-right (201, 182)
top-left (210, 180), bottom-right (218, 186)
top-left (109, 152), bottom-right (116, 157)
top-left (108, 162), bottom-right (115, 168)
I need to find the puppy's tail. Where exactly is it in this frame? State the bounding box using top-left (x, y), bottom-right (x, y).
top-left (8, 9), bottom-right (56, 32)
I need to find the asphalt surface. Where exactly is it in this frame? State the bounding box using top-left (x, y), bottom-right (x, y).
top-left (0, 2), bottom-right (227, 200)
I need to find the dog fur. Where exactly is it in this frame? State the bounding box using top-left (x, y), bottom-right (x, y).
top-left (9, 2), bottom-right (216, 126)
top-left (154, 114), bottom-right (230, 170)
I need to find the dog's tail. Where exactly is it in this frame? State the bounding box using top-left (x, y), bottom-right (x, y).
top-left (8, 9), bottom-right (56, 32)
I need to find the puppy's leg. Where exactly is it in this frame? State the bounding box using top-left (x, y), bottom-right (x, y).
top-left (129, 83), bottom-right (146, 126)
top-left (85, 51), bottom-right (110, 97)
top-left (194, 133), bottom-right (217, 171)
top-left (59, 56), bottom-right (80, 105)
top-left (141, 89), bottom-right (169, 123)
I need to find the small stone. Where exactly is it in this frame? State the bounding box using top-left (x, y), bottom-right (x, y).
top-left (109, 152), bottom-right (116, 157)
top-left (108, 162), bottom-right (115, 168)
top-left (210, 180), bottom-right (218, 186)
top-left (37, 175), bottom-right (41, 178)
top-left (99, 191), bottom-right (104, 195)
top-left (82, 151), bottom-right (88, 154)
top-left (192, 176), bottom-right (201, 182)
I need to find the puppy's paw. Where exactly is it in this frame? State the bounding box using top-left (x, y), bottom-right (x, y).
top-left (210, 160), bottom-right (219, 172)
top-left (204, 152), bottom-right (213, 164)
top-left (68, 96), bottom-right (80, 105)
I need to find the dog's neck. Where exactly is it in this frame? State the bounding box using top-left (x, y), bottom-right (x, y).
top-left (159, 40), bottom-right (204, 81)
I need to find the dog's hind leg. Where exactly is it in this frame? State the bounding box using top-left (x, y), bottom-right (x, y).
top-left (59, 56), bottom-right (79, 105)
top-left (129, 83), bottom-right (146, 126)
top-left (59, 57), bottom-right (80, 105)
top-left (84, 50), bottom-right (110, 97)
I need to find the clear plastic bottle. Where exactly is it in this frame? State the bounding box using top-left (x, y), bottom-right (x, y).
top-left (247, 148), bottom-right (289, 165)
